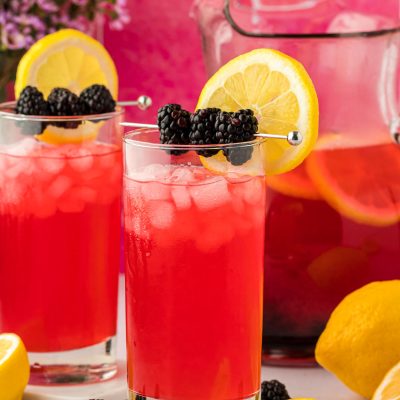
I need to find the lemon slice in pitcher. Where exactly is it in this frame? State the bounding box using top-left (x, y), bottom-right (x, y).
top-left (196, 49), bottom-right (319, 175)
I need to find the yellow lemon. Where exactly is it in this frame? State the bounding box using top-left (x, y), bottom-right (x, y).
top-left (372, 360), bottom-right (400, 400)
top-left (38, 122), bottom-right (102, 145)
top-left (316, 281), bottom-right (400, 399)
top-left (196, 48), bottom-right (319, 175)
top-left (15, 29), bottom-right (118, 99)
top-left (14, 29), bottom-right (119, 145)
top-left (0, 333), bottom-right (30, 400)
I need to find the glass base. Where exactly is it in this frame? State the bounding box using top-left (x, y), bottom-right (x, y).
top-left (29, 336), bottom-right (117, 385)
top-left (129, 390), bottom-right (260, 399)
top-left (262, 336), bottom-right (318, 367)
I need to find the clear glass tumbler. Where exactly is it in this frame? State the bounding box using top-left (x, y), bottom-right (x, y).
top-left (0, 102), bottom-right (124, 384)
top-left (124, 129), bottom-right (266, 400)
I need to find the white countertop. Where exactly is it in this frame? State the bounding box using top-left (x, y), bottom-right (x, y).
top-left (24, 276), bottom-right (363, 400)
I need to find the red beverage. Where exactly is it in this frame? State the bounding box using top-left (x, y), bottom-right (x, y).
top-left (0, 138), bottom-right (121, 352)
top-left (263, 142), bottom-right (400, 362)
top-left (124, 162), bottom-right (266, 400)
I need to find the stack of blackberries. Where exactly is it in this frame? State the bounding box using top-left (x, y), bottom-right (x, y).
top-left (15, 84), bottom-right (116, 133)
top-left (157, 104), bottom-right (258, 165)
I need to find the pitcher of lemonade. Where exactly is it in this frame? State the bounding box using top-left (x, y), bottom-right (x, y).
top-left (193, 0), bottom-right (400, 365)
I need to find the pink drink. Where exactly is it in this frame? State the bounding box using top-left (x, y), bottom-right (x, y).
top-left (262, 142), bottom-right (400, 363)
top-left (0, 135), bottom-right (121, 383)
top-left (124, 163), bottom-right (265, 400)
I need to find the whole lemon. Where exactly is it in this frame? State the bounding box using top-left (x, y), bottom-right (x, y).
top-left (0, 333), bottom-right (30, 400)
top-left (316, 280), bottom-right (400, 399)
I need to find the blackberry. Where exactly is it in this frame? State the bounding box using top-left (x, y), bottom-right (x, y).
top-left (215, 109), bottom-right (258, 143)
top-left (15, 86), bottom-right (50, 135)
top-left (215, 109), bottom-right (258, 165)
top-left (79, 84), bottom-right (116, 114)
top-left (48, 88), bottom-right (82, 116)
top-left (16, 86), bottom-right (49, 116)
top-left (157, 103), bottom-right (191, 155)
top-left (47, 88), bottom-right (83, 129)
top-left (189, 108), bottom-right (221, 157)
top-left (261, 380), bottom-right (290, 400)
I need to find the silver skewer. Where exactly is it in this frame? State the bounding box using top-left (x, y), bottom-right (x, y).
top-left (120, 122), bottom-right (302, 146)
top-left (117, 95), bottom-right (152, 110)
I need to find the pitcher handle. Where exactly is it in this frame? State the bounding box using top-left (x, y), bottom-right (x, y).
top-left (223, 0), bottom-right (400, 39)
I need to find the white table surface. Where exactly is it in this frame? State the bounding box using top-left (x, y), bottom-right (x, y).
top-left (24, 276), bottom-right (363, 400)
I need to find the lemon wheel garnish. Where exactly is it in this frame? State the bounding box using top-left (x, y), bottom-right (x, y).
top-left (0, 333), bottom-right (30, 400)
top-left (196, 49), bottom-right (319, 175)
top-left (373, 360), bottom-right (400, 400)
top-left (15, 29), bottom-right (118, 145)
top-left (15, 29), bottom-right (118, 99)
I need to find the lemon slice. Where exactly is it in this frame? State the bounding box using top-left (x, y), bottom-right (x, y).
top-left (0, 333), bottom-right (30, 400)
top-left (38, 124), bottom-right (99, 145)
top-left (14, 29), bottom-right (118, 145)
top-left (196, 49), bottom-right (319, 175)
top-left (373, 360), bottom-right (400, 400)
top-left (15, 29), bottom-right (118, 99)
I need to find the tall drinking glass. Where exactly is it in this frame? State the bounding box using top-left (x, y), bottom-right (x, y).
top-left (0, 102), bottom-right (124, 384)
top-left (124, 129), bottom-right (266, 400)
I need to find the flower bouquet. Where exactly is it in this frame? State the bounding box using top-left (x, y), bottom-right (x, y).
top-left (0, 0), bottom-right (129, 101)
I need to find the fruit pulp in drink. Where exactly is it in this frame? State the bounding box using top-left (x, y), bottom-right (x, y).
top-left (0, 138), bottom-right (121, 352)
top-left (124, 164), bottom-right (265, 400)
top-left (263, 142), bottom-right (400, 359)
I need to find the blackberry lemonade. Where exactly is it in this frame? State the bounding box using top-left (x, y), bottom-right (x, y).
top-left (0, 28), bottom-right (128, 384)
top-left (124, 129), bottom-right (266, 400)
top-left (0, 102), bottom-right (123, 384)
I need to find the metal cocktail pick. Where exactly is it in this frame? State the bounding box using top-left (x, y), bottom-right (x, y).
top-left (117, 95), bottom-right (152, 110)
top-left (120, 122), bottom-right (303, 146)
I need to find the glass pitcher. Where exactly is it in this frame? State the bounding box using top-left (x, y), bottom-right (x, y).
top-left (193, 0), bottom-right (400, 365)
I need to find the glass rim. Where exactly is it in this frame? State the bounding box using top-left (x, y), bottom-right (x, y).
top-left (0, 101), bottom-right (124, 122)
top-left (124, 129), bottom-right (267, 151)
top-left (224, 0), bottom-right (400, 39)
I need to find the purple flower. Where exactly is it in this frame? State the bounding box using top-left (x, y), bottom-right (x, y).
top-left (9, 0), bottom-right (35, 13)
top-left (0, 0), bottom-right (131, 50)
top-left (108, 0), bottom-right (131, 30)
top-left (37, 0), bottom-right (59, 13)
top-left (71, 0), bottom-right (89, 6)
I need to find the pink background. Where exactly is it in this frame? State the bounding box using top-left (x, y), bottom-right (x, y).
top-left (104, 0), bottom-right (207, 123)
